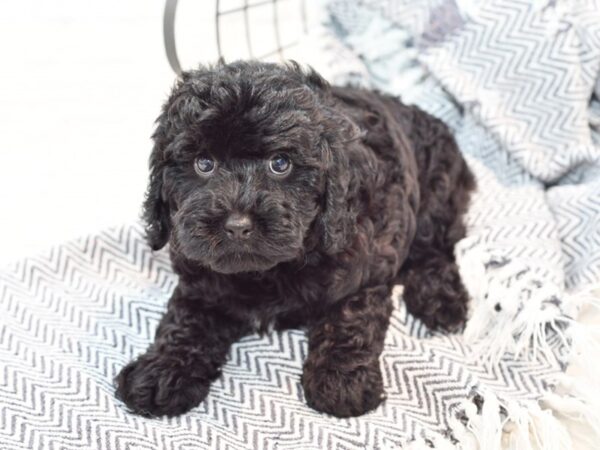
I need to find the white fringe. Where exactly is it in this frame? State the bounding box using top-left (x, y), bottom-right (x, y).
top-left (457, 390), bottom-right (600, 450)
top-left (401, 336), bottom-right (600, 449)
top-left (542, 298), bottom-right (600, 447)
top-left (397, 238), bottom-right (600, 449)
top-left (446, 392), bottom-right (573, 450)
top-left (455, 238), bottom-right (600, 366)
top-left (447, 238), bottom-right (600, 449)
top-left (404, 434), bottom-right (459, 450)
top-left (405, 391), bottom-right (584, 449)
top-left (439, 286), bottom-right (600, 449)
top-left (541, 387), bottom-right (600, 449)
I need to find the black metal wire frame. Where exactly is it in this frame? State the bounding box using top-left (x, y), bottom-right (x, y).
top-left (163, 0), bottom-right (182, 75)
top-left (164, 0), bottom-right (309, 76)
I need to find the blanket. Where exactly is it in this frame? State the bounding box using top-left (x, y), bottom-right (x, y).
top-left (1, 1), bottom-right (599, 449)
top-left (306, 0), bottom-right (600, 446)
top-left (0, 225), bottom-right (567, 449)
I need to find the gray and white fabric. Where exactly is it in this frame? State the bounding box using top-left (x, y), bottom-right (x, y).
top-left (0, 225), bottom-right (559, 449)
top-left (1, 1), bottom-right (600, 449)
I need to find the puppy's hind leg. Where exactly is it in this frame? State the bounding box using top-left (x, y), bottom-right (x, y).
top-left (398, 249), bottom-right (469, 332)
top-left (397, 158), bottom-right (474, 332)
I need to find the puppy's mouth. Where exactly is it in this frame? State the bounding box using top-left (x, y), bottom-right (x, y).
top-left (209, 252), bottom-right (280, 274)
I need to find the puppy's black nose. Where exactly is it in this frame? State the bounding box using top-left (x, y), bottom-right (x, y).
top-left (224, 213), bottom-right (253, 240)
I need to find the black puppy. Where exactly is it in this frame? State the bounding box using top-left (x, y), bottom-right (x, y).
top-left (116, 61), bottom-right (475, 418)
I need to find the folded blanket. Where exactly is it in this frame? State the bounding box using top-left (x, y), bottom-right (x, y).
top-left (306, 0), bottom-right (600, 447)
top-left (1, 1), bottom-right (599, 449)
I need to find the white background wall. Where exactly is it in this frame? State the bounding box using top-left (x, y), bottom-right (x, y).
top-left (0, 0), bottom-right (318, 265)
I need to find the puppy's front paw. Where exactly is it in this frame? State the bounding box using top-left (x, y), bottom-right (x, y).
top-left (302, 361), bottom-right (385, 417)
top-left (115, 352), bottom-right (210, 417)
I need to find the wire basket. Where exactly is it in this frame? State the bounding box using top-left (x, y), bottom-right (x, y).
top-left (164, 0), bottom-right (312, 75)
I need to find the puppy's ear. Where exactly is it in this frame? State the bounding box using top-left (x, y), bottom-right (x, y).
top-left (316, 114), bottom-right (361, 255)
top-left (142, 66), bottom-right (215, 250)
top-left (142, 118), bottom-right (171, 251)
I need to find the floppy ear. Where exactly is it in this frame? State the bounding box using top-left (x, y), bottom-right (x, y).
top-left (316, 113), bottom-right (361, 255)
top-left (141, 65), bottom-right (217, 250)
top-left (142, 119), bottom-right (171, 251)
top-left (286, 62), bottom-right (361, 254)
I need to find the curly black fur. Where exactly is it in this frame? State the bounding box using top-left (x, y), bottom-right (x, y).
top-left (115, 61), bottom-right (476, 418)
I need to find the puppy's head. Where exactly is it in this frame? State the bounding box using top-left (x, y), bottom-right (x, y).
top-left (144, 61), bottom-right (358, 274)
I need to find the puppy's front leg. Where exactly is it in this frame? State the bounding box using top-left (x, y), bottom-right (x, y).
top-left (115, 286), bottom-right (248, 417)
top-left (302, 285), bottom-right (393, 417)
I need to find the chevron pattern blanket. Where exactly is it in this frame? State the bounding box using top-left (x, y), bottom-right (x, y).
top-left (1, 1), bottom-right (600, 449)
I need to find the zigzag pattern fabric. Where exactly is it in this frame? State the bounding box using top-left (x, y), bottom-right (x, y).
top-left (0, 225), bottom-right (562, 449)
top-left (323, 0), bottom-right (600, 289)
top-left (1, 0), bottom-right (599, 448)
top-left (313, 0), bottom-right (600, 444)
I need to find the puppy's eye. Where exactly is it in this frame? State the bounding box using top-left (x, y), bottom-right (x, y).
top-left (194, 156), bottom-right (216, 176)
top-left (269, 154), bottom-right (291, 175)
